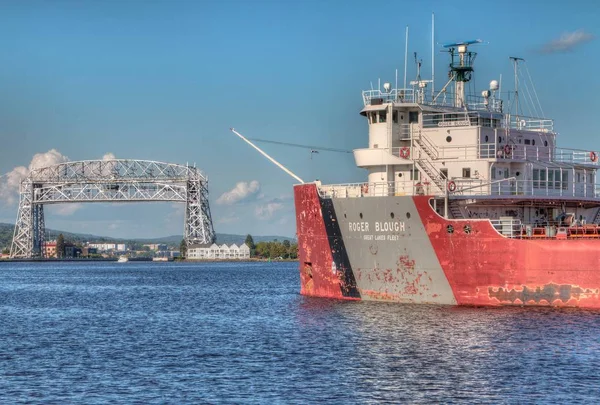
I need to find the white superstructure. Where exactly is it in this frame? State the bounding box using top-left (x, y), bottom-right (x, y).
top-left (318, 41), bottom-right (600, 228)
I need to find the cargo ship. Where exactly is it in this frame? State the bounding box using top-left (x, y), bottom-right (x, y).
top-left (291, 40), bottom-right (600, 308)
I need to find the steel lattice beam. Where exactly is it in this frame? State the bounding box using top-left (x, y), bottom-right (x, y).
top-left (10, 159), bottom-right (216, 258)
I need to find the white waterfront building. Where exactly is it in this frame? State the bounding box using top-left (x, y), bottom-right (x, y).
top-left (187, 243), bottom-right (251, 260)
top-left (88, 242), bottom-right (127, 252)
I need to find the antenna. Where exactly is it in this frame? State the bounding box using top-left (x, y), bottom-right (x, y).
top-left (403, 26), bottom-right (409, 89)
top-left (431, 12), bottom-right (435, 98)
top-left (509, 56), bottom-right (524, 118)
top-left (229, 128), bottom-right (305, 184)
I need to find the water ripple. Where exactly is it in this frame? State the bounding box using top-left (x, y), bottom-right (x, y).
top-left (0, 261), bottom-right (599, 403)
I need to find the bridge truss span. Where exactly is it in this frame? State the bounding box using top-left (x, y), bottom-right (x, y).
top-left (10, 159), bottom-right (216, 258)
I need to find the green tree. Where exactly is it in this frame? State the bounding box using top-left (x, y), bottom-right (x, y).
top-left (255, 241), bottom-right (268, 258)
top-left (289, 243), bottom-right (298, 259)
top-left (244, 234), bottom-right (256, 257)
top-left (180, 239), bottom-right (187, 258)
top-left (282, 239), bottom-right (291, 259)
top-left (56, 234), bottom-right (65, 259)
top-left (1, 248), bottom-right (9, 255)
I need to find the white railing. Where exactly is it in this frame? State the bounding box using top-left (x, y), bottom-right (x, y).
top-left (317, 181), bottom-right (433, 198)
top-left (490, 218), bottom-right (523, 238)
top-left (554, 148), bottom-right (600, 165)
top-left (362, 88), bottom-right (503, 112)
top-left (394, 123), bottom-right (411, 140)
top-left (318, 179), bottom-right (600, 200)
top-left (362, 89), bottom-right (415, 106)
top-left (508, 115), bottom-right (554, 132)
top-left (451, 179), bottom-right (598, 199)
top-left (480, 144), bottom-right (600, 165)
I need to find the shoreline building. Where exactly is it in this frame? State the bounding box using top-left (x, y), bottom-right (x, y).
top-left (187, 243), bottom-right (250, 260)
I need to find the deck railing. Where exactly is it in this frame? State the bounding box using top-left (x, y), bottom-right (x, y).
top-left (317, 179), bottom-right (600, 200)
top-left (362, 89), bottom-right (503, 113)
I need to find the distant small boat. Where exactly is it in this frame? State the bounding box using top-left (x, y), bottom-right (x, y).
top-left (152, 257), bottom-right (169, 262)
top-left (117, 256), bottom-right (129, 263)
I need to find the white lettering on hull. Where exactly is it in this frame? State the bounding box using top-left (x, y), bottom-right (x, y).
top-left (349, 222), bottom-right (369, 232)
top-left (348, 220), bottom-right (406, 242)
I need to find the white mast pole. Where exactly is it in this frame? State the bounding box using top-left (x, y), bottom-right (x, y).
top-left (431, 12), bottom-right (435, 99)
top-left (395, 68), bottom-right (398, 93)
top-left (403, 26), bottom-right (409, 89)
top-left (230, 128), bottom-right (305, 184)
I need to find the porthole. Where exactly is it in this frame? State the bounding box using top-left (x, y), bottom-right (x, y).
top-left (344, 213), bottom-right (347, 218)
top-left (447, 225), bottom-right (454, 234)
top-left (390, 212), bottom-right (395, 219)
top-left (485, 135), bottom-right (489, 142)
top-left (398, 173), bottom-right (403, 178)
top-left (532, 139), bottom-right (536, 146)
top-left (544, 141), bottom-right (548, 147)
top-left (359, 213), bottom-right (363, 219)
top-left (446, 136), bottom-right (452, 143)
top-left (463, 225), bottom-right (471, 234)
top-left (516, 171), bottom-right (521, 176)
top-left (406, 212), bottom-right (411, 219)
top-left (499, 136), bottom-right (503, 143)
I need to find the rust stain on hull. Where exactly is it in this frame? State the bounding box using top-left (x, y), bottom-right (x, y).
top-left (488, 284), bottom-right (599, 305)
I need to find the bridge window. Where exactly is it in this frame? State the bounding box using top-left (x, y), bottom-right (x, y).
top-left (440, 168), bottom-right (448, 179)
top-left (393, 111), bottom-right (398, 123)
top-left (524, 139), bottom-right (531, 145)
top-left (462, 168), bottom-right (471, 178)
top-left (379, 111), bottom-right (387, 123)
top-left (409, 111), bottom-right (418, 123)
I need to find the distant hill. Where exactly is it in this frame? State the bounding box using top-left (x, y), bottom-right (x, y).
top-left (0, 223), bottom-right (294, 250)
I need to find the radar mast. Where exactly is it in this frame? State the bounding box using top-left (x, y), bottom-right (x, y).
top-left (443, 39), bottom-right (481, 108)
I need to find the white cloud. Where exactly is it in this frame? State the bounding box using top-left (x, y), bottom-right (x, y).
top-left (0, 149), bottom-right (70, 206)
top-left (539, 29), bottom-right (595, 54)
top-left (102, 152), bottom-right (116, 161)
top-left (255, 202), bottom-right (284, 220)
top-left (0, 166), bottom-right (28, 205)
top-left (46, 203), bottom-right (83, 216)
top-left (216, 180), bottom-right (260, 205)
top-left (217, 213), bottom-right (240, 224)
top-left (29, 149), bottom-right (70, 170)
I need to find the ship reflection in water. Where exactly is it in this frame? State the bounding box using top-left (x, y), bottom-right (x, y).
top-left (0, 261), bottom-right (598, 402)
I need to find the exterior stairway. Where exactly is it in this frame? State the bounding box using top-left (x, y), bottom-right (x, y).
top-left (449, 200), bottom-right (464, 219)
top-left (414, 129), bottom-right (439, 160)
top-left (412, 127), bottom-right (446, 193)
top-left (593, 207), bottom-right (600, 224)
top-left (415, 157), bottom-right (446, 193)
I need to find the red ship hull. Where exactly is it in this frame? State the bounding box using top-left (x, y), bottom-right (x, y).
top-left (295, 183), bottom-right (600, 308)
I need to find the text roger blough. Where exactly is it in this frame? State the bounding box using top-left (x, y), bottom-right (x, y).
top-left (348, 221), bottom-right (405, 232)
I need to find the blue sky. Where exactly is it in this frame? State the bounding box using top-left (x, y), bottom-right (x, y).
top-left (0, 0), bottom-right (598, 240)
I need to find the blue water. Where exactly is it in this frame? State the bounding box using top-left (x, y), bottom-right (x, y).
top-left (0, 261), bottom-right (599, 404)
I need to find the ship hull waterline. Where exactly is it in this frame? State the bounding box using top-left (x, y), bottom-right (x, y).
top-left (294, 183), bottom-right (600, 308)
